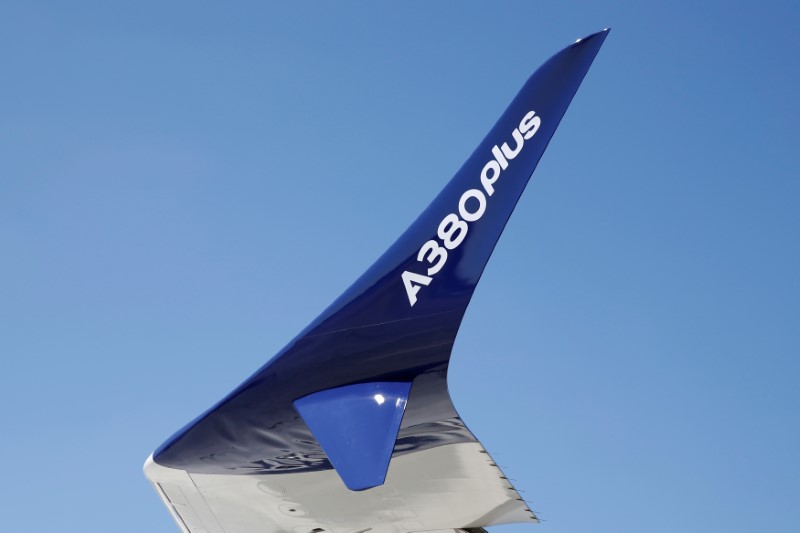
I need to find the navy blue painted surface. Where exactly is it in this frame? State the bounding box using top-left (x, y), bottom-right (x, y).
top-left (294, 382), bottom-right (412, 490)
top-left (153, 30), bottom-right (609, 475)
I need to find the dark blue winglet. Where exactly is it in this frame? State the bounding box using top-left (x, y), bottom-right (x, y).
top-left (152, 30), bottom-right (609, 487)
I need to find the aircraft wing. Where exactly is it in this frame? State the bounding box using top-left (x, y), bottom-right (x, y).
top-left (145, 29), bottom-right (609, 533)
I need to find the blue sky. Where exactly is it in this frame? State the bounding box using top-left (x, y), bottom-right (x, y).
top-left (1, 1), bottom-right (799, 532)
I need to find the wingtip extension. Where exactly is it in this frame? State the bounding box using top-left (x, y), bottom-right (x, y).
top-left (575, 27), bottom-right (612, 43)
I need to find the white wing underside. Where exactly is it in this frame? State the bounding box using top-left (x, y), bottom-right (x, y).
top-left (145, 442), bottom-right (537, 533)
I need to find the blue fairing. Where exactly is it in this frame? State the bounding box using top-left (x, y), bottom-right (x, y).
top-left (294, 382), bottom-right (412, 491)
top-left (153, 30), bottom-right (609, 480)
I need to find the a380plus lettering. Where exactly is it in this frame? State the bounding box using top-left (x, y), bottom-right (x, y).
top-left (402, 110), bottom-right (542, 306)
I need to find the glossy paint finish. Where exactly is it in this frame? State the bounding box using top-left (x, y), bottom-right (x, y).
top-left (151, 30), bottom-right (609, 482)
top-left (294, 382), bottom-right (412, 491)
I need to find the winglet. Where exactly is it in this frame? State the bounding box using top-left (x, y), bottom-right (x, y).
top-left (151, 31), bottom-right (610, 479)
top-left (293, 382), bottom-right (412, 491)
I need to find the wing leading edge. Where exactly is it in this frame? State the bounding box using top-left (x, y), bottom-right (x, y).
top-left (146, 29), bottom-right (609, 533)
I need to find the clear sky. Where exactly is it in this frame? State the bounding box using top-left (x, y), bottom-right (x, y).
top-left (1, 1), bottom-right (799, 532)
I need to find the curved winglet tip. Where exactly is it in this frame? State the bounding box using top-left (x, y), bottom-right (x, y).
top-left (576, 28), bottom-right (611, 43)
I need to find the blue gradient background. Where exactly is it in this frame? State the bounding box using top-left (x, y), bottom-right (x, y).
top-left (1, 2), bottom-right (798, 532)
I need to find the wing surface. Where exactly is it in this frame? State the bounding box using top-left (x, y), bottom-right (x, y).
top-left (146, 29), bottom-right (609, 533)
